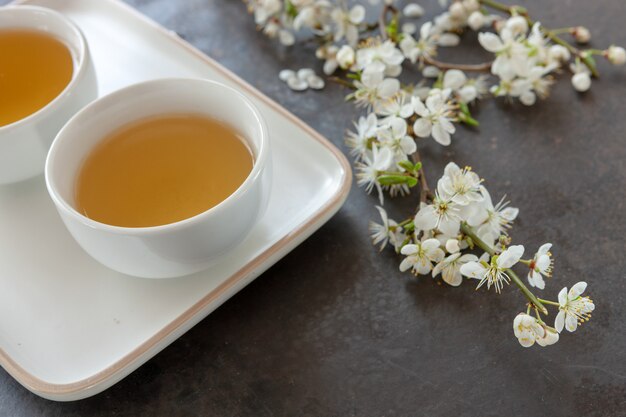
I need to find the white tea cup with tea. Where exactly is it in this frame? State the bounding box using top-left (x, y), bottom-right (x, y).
top-left (0, 5), bottom-right (97, 185)
top-left (46, 78), bottom-right (272, 278)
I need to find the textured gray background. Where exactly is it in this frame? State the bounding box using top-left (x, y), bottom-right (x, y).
top-left (1, 0), bottom-right (625, 415)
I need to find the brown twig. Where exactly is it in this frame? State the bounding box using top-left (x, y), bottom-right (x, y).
top-left (378, 4), bottom-right (397, 40)
top-left (423, 56), bottom-right (493, 73)
top-left (411, 151), bottom-right (434, 206)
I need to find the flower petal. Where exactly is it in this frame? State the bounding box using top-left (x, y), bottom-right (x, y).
top-left (460, 262), bottom-right (486, 279)
top-left (565, 314), bottom-right (578, 332)
top-left (557, 287), bottom-right (568, 306)
top-left (478, 32), bottom-right (504, 53)
top-left (413, 118), bottom-right (432, 138)
top-left (431, 123), bottom-right (452, 146)
top-left (399, 256), bottom-right (414, 272)
top-left (400, 244), bottom-right (418, 256)
top-left (497, 245), bottom-right (524, 269)
top-left (554, 310), bottom-right (565, 333)
top-left (442, 266), bottom-right (462, 286)
top-left (569, 281), bottom-right (587, 300)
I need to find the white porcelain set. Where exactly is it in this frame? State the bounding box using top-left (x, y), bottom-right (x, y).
top-left (0, 6), bottom-right (272, 278)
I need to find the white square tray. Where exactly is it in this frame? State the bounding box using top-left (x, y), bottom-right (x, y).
top-left (0, 0), bottom-right (351, 401)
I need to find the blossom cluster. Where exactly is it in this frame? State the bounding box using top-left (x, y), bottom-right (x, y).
top-left (370, 163), bottom-right (595, 347)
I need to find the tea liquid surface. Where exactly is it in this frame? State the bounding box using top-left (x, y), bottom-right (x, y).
top-left (75, 114), bottom-right (254, 228)
top-left (0, 29), bottom-right (74, 126)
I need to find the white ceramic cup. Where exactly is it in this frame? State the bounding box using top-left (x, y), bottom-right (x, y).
top-left (0, 5), bottom-right (98, 185)
top-left (46, 78), bottom-right (272, 279)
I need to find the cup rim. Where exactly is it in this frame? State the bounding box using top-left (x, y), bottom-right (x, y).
top-left (45, 78), bottom-right (269, 236)
top-left (0, 5), bottom-right (89, 134)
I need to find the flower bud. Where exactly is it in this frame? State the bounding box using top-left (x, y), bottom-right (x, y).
top-left (336, 45), bottom-right (355, 69)
top-left (548, 44), bottom-right (571, 62)
top-left (445, 239), bottom-right (460, 253)
top-left (449, 2), bottom-right (466, 20)
top-left (606, 45), bottom-right (626, 65)
top-left (467, 11), bottom-right (485, 30)
top-left (571, 26), bottom-right (591, 44)
top-left (403, 3), bottom-right (424, 18)
top-left (462, 0), bottom-right (479, 13)
top-left (505, 16), bottom-right (528, 36)
top-left (422, 65), bottom-right (441, 78)
top-left (571, 72), bottom-right (591, 92)
top-left (493, 18), bottom-right (506, 33)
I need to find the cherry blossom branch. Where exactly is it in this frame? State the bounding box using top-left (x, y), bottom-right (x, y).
top-left (460, 222), bottom-right (548, 314)
top-left (478, 0), bottom-right (600, 77)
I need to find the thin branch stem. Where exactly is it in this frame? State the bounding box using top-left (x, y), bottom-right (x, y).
top-left (411, 151), bottom-right (433, 204)
top-left (423, 56), bottom-right (493, 73)
top-left (537, 298), bottom-right (560, 307)
top-left (460, 222), bottom-right (548, 314)
top-left (329, 76), bottom-right (356, 90)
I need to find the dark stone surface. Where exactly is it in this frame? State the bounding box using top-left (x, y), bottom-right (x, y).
top-left (1, 0), bottom-right (625, 415)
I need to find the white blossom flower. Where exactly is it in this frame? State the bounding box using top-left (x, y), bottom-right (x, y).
top-left (316, 44), bottom-right (340, 75)
top-left (353, 67), bottom-right (401, 109)
top-left (460, 245), bottom-right (524, 292)
top-left (467, 186), bottom-right (519, 245)
top-left (411, 90), bottom-right (456, 146)
top-left (293, 0), bottom-right (332, 31)
top-left (478, 30), bottom-right (530, 79)
top-left (441, 70), bottom-right (485, 103)
top-left (555, 282), bottom-right (595, 333)
top-left (399, 22), bottom-right (438, 64)
top-left (356, 40), bottom-right (405, 77)
top-left (336, 45), bottom-right (356, 69)
top-left (527, 243), bottom-right (553, 290)
top-left (433, 252), bottom-right (477, 286)
top-left (251, 0), bottom-right (281, 25)
top-left (369, 206), bottom-right (404, 251)
top-left (414, 192), bottom-right (462, 236)
top-left (331, 4), bottom-right (365, 47)
top-left (345, 113), bottom-right (378, 158)
top-left (399, 238), bottom-right (445, 275)
top-left (403, 3), bottom-right (424, 18)
top-left (511, 65), bottom-right (555, 106)
top-left (606, 45), bottom-right (626, 65)
top-left (376, 118), bottom-right (417, 158)
top-left (437, 162), bottom-right (483, 205)
top-left (548, 44), bottom-right (571, 64)
top-left (505, 16), bottom-right (529, 37)
top-left (513, 313), bottom-right (559, 347)
top-left (374, 93), bottom-right (413, 124)
top-left (355, 145), bottom-right (393, 203)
